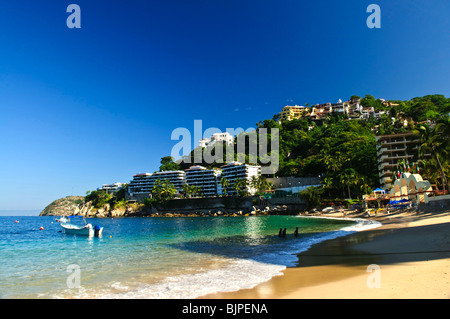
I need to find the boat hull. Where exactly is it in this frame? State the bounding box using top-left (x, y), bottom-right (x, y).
top-left (61, 224), bottom-right (94, 236)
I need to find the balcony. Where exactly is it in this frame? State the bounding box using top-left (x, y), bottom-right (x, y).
top-left (385, 154), bottom-right (414, 160)
top-left (380, 170), bottom-right (394, 177)
top-left (379, 162), bottom-right (396, 170)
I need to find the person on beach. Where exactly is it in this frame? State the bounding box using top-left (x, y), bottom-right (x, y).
top-left (278, 228), bottom-right (283, 237)
top-left (282, 228), bottom-right (287, 237)
top-left (294, 227), bottom-right (299, 237)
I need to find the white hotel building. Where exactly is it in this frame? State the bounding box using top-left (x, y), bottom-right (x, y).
top-left (185, 165), bottom-right (221, 197)
top-left (221, 162), bottom-right (261, 196)
top-left (128, 171), bottom-right (186, 200)
top-left (199, 132), bottom-right (234, 148)
top-left (97, 182), bottom-right (125, 193)
top-left (127, 162), bottom-right (261, 200)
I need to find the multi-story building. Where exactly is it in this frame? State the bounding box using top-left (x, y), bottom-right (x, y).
top-left (278, 97), bottom-right (401, 122)
top-left (128, 162), bottom-right (262, 200)
top-left (128, 171), bottom-right (186, 200)
top-left (152, 170), bottom-right (186, 192)
top-left (331, 99), bottom-right (349, 114)
top-left (199, 132), bottom-right (234, 148)
top-left (211, 132), bottom-right (234, 145)
top-left (185, 165), bottom-right (221, 197)
top-left (221, 161), bottom-right (261, 195)
top-left (278, 105), bottom-right (309, 123)
top-left (127, 173), bottom-right (153, 200)
top-left (97, 182), bottom-right (125, 193)
top-left (375, 132), bottom-right (420, 190)
top-left (198, 137), bottom-right (211, 148)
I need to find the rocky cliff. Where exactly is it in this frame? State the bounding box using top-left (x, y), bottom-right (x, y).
top-left (39, 196), bottom-right (145, 217)
top-left (39, 196), bottom-right (290, 218)
top-left (39, 196), bottom-right (85, 216)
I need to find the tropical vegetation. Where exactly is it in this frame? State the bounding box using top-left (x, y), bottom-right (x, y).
top-left (416, 115), bottom-right (449, 194)
top-left (85, 187), bottom-right (128, 209)
top-left (90, 94), bottom-right (448, 209)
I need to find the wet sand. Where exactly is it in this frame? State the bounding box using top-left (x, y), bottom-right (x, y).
top-left (200, 208), bottom-right (450, 299)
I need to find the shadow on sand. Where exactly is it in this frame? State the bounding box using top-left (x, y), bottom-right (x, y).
top-left (296, 217), bottom-right (450, 268)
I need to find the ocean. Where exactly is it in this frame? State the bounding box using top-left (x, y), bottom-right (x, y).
top-left (0, 215), bottom-right (380, 299)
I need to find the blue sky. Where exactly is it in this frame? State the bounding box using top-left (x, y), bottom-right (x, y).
top-left (1, 0), bottom-right (450, 211)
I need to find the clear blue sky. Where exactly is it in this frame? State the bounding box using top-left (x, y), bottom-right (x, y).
top-left (1, 0), bottom-right (449, 211)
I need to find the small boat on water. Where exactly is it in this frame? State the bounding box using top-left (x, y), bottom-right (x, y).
top-left (60, 216), bottom-right (103, 237)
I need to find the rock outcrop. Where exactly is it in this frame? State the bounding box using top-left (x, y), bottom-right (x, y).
top-left (39, 196), bottom-right (85, 216)
top-left (40, 195), bottom-right (300, 218)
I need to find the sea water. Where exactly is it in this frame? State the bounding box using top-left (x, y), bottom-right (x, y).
top-left (0, 215), bottom-right (380, 299)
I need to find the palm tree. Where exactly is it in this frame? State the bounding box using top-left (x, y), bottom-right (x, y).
top-left (233, 178), bottom-right (248, 197)
top-left (321, 153), bottom-right (340, 174)
top-left (418, 121), bottom-right (449, 194)
top-left (247, 175), bottom-right (272, 195)
top-left (322, 176), bottom-right (334, 198)
top-left (182, 183), bottom-right (190, 198)
top-left (249, 175), bottom-right (259, 194)
top-left (418, 159), bottom-right (440, 188)
top-left (191, 185), bottom-right (201, 197)
top-left (220, 177), bottom-right (230, 196)
top-left (182, 183), bottom-right (201, 198)
top-left (152, 179), bottom-right (177, 202)
top-left (258, 176), bottom-right (272, 194)
top-left (433, 117), bottom-right (450, 188)
top-left (358, 176), bottom-right (372, 199)
top-left (339, 168), bottom-right (357, 199)
top-left (299, 186), bottom-right (322, 209)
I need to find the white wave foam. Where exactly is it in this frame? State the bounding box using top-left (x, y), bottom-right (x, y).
top-left (299, 215), bottom-right (382, 232)
top-left (100, 258), bottom-right (286, 299)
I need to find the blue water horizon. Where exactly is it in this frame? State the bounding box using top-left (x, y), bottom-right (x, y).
top-left (0, 210), bottom-right (41, 216)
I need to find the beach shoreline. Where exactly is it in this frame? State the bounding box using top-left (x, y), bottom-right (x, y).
top-left (200, 207), bottom-right (450, 299)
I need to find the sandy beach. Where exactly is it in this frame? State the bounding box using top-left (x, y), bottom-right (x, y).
top-left (201, 206), bottom-right (450, 299)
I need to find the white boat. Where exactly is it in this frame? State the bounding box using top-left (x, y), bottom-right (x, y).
top-left (60, 216), bottom-right (103, 237)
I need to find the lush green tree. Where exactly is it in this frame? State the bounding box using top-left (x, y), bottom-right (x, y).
top-left (361, 94), bottom-right (384, 110)
top-left (299, 186), bottom-right (323, 209)
top-left (159, 156), bottom-right (180, 171)
top-left (233, 178), bottom-right (248, 197)
top-left (182, 183), bottom-right (202, 198)
top-left (418, 116), bottom-right (449, 193)
top-left (338, 168), bottom-right (358, 200)
top-left (151, 179), bottom-right (178, 202)
top-left (248, 175), bottom-right (273, 195)
top-left (322, 176), bottom-right (334, 198)
top-left (143, 197), bottom-right (157, 209)
top-left (84, 190), bottom-right (111, 208)
top-left (256, 119), bottom-right (281, 130)
top-left (220, 177), bottom-right (230, 196)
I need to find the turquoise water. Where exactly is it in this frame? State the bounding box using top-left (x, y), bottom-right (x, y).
top-left (0, 215), bottom-right (376, 299)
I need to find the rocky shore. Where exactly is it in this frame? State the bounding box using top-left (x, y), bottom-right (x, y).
top-left (39, 196), bottom-right (294, 218)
